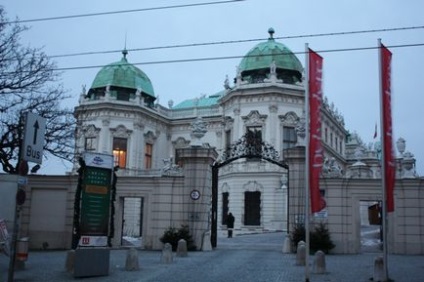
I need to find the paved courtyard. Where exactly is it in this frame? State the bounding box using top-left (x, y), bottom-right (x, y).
top-left (1, 232), bottom-right (423, 281)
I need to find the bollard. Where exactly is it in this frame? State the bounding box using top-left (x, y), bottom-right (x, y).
top-left (202, 231), bottom-right (212, 251)
top-left (282, 234), bottom-right (291, 254)
top-left (65, 250), bottom-right (75, 273)
top-left (373, 256), bottom-right (386, 282)
top-left (16, 237), bottom-right (29, 261)
top-left (125, 248), bottom-right (139, 271)
top-left (176, 239), bottom-right (188, 257)
top-left (313, 250), bottom-right (326, 274)
top-left (296, 241), bottom-right (306, 266)
top-left (160, 243), bottom-right (173, 264)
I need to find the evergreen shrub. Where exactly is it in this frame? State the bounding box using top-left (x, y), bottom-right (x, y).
top-left (290, 222), bottom-right (335, 254)
top-left (159, 225), bottom-right (197, 251)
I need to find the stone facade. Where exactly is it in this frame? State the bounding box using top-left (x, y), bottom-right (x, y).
top-left (2, 151), bottom-right (423, 254)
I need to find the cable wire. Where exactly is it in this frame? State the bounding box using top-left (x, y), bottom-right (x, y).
top-left (31, 42), bottom-right (424, 72)
top-left (6, 0), bottom-right (246, 24)
top-left (48, 25), bottom-right (424, 59)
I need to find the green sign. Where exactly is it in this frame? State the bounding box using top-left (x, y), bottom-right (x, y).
top-left (80, 166), bottom-right (112, 236)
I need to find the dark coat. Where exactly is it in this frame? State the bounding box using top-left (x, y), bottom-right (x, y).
top-left (226, 213), bottom-right (235, 228)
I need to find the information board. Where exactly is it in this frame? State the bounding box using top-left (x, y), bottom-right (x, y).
top-left (80, 166), bottom-right (112, 236)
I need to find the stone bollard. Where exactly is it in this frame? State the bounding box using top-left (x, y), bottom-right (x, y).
top-left (65, 249), bottom-right (75, 273)
top-left (176, 239), bottom-right (188, 257)
top-left (373, 256), bottom-right (386, 282)
top-left (202, 231), bottom-right (212, 251)
top-left (160, 243), bottom-right (173, 264)
top-left (125, 247), bottom-right (139, 271)
top-left (313, 250), bottom-right (326, 274)
top-left (296, 241), bottom-right (306, 266)
top-left (282, 234), bottom-right (291, 253)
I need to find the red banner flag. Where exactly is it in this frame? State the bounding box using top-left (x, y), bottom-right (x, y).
top-left (380, 43), bottom-right (395, 212)
top-left (308, 48), bottom-right (325, 213)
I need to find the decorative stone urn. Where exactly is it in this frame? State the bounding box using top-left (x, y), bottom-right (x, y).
top-left (191, 116), bottom-right (208, 146)
top-left (396, 137), bottom-right (406, 156)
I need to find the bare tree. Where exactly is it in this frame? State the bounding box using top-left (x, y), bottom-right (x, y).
top-left (0, 6), bottom-right (75, 174)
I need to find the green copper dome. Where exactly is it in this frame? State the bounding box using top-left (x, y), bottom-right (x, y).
top-left (238, 28), bottom-right (303, 83)
top-left (90, 50), bottom-right (155, 97)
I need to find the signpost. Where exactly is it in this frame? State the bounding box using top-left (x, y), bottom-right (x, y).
top-left (8, 112), bottom-right (46, 282)
top-left (22, 112), bottom-right (46, 164)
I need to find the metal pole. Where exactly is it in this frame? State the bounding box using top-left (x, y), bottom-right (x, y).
top-left (7, 202), bottom-right (19, 282)
top-left (286, 167), bottom-right (290, 233)
top-left (211, 165), bottom-right (218, 248)
top-left (8, 113), bottom-right (25, 282)
top-left (304, 43), bottom-right (311, 282)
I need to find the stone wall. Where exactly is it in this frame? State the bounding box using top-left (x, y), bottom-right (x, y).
top-left (284, 146), bottom-right (424, 254)
top-left (0, 146), bottom-right (216, 251)
top-left (2, 145), bottom-right (423, 254)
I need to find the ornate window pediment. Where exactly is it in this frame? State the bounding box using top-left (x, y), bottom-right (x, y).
top-left (279, 111), bottom-right (299, 126)
top-left (173, 137), bottom-right (190, 148)
top-left (221, 182), bottom-right (230, 193)
top-left (144, 131), bottom-right (157, 144)
top-left (111, 125), bottom-right (132, 138)
top-left (243, 180), bottom-right (264, 192)
top-left (242, 110), bottom-right (267, 126)
top-left (82, 124), bottom-right (100, 137)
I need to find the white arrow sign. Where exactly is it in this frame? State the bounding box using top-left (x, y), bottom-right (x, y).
top-left (22, 112), bottom-right (46, 164)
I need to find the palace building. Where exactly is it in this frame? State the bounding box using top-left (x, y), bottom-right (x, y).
top-left (70, 28), bottom-right (420, 249)
top-left (73, 28), bottom-right (362, 235)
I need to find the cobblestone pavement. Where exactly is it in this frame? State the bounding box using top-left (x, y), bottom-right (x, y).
top-left (1, 232), bottom-right (423, 282)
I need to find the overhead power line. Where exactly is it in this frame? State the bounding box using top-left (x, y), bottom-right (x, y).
top-left (48, 25), bottom-right (424, 59)
top-left (41, 42), bottom-right (424, 72)
top-left (7, 0), bottom-right (246, 24)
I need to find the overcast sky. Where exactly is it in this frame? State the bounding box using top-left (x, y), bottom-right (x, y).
top-left (3, 0), bottom-right (424, 175)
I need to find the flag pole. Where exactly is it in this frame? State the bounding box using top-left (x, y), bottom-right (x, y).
top-left (378, 38), bottom-right (389, 281)
top-left (304, 43), bottom-right (311, 282)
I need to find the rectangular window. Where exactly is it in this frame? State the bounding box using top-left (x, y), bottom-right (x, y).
top-left (330, 133), bottom-right (333, 147)
top-left (84, 137), bottom-right (96, 151)
top-left (325, 128), bottom-right (328, 143)
top-left (225, 130), bottom-right (232, 150)
top-left (174, 149), bottom-right (181, 167)
top-left (116, 91), bottom-right (130, 101)
top-left (283, 126), bottom-right (297, 149)
top-left (246, 126), bottom-right (262, 142)
top-left (145, 143), bottom-right (153, 169)
top-left (246, 126), bottom-right (262, 158)
top-left (113, 138), bottom-right (127, 168)
top-left (335, 137), bottom-right (339, 151)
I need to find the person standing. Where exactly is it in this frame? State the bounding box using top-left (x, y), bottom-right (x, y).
top-left (226, 212), bottom-right (235, 238)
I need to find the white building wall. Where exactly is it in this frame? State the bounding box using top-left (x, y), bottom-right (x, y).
top-left (218, 162), bottom-right (287, 234)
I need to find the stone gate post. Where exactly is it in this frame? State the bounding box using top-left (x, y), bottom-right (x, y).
top-left (283, 146), bottom-right (306, 243)
top-left (177, 146), bottom-right (218, 250)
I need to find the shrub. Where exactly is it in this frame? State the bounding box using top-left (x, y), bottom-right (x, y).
top-left (290, 222), bottom-right (335, 254)
top-left (310, 222), bottom-right (335, 254)
top-left (290, 223), bottom-right (306, 250)
top-left (159, 225), bottom-right (196, 251)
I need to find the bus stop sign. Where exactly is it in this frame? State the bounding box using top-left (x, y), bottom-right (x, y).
top-left (22, 112), bottom-right (46, 164)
